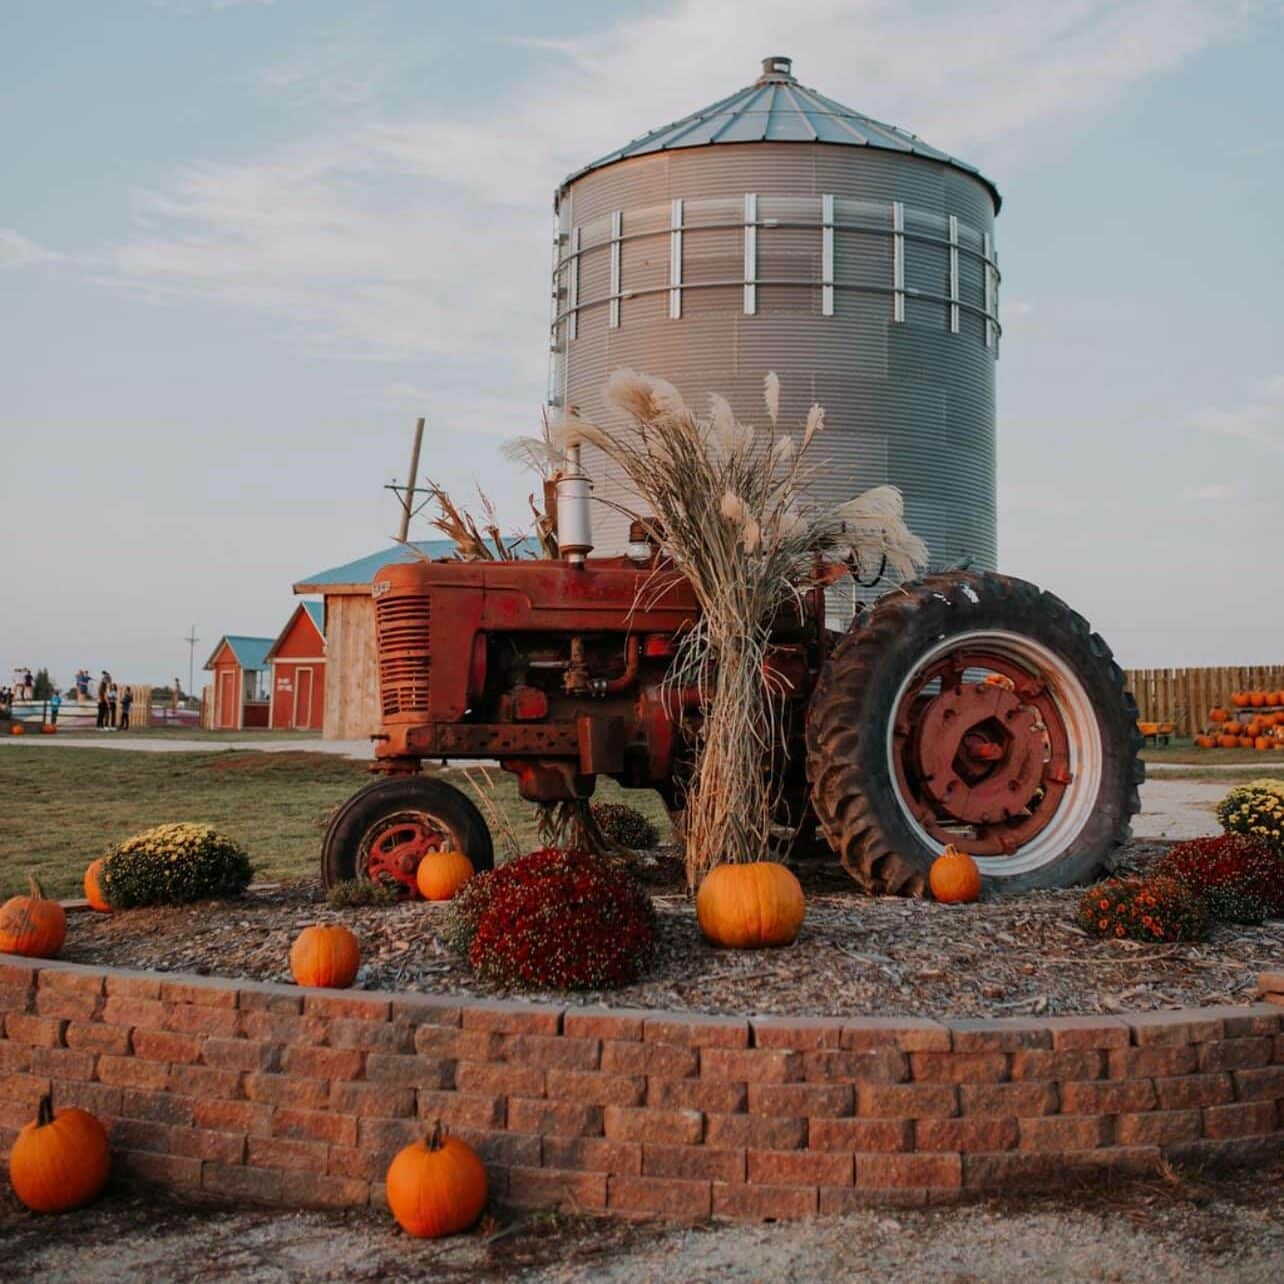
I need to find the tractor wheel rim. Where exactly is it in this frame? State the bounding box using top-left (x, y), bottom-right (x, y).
top-left (359, 809), bottom-right (456, 897)
top-left (885, 629), bottom-right (1103, 878)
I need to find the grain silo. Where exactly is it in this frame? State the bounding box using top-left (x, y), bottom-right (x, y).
top-left (548, 56), bottom-right (1001, 580)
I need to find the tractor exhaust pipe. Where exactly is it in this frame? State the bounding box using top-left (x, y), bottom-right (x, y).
top-left (557, 442), bottom-right (594, 566)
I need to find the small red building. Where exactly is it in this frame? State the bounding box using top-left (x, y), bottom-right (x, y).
top-left (267, 602), bottom-right (326, 730)
top-left (204, 636), bottom-right (274, 730)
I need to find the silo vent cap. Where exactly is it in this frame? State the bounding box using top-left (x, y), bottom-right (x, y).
top-left (758, 55), bottom-right (795, 83)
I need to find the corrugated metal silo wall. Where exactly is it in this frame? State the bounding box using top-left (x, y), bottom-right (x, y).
top-left (554, 142), bottom-right (998, 581)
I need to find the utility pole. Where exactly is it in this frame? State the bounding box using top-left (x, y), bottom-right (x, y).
top-left (385, 418), bottom-right (432, 544)
top-left (184, 626), bottom-right (200, 700)
top-left (398, 417), bottom-right (425, 542)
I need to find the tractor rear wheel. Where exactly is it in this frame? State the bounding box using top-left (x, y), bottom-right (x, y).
top-left (321, 775), bottom-right (494, 896)
top-left (806, 572), bottom-right (1143, 896)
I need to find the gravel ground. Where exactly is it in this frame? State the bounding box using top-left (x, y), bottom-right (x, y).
top-left (3, 1160), bottom-right (1283, 1282)
top-left (58, 838), bottom-right (1284, 1019)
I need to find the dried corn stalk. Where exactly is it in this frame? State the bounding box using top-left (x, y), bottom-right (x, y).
top-left (556, 370), bottom-right (926, 886)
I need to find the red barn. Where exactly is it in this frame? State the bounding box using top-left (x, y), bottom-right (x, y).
top-left (267, 602), bottom-right (326, 730)
top-left (204, 636), bottom-right (273, 730)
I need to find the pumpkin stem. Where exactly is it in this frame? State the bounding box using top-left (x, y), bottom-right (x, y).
top-left (36, 1092), bottom-right (54, 1128)
top-left (427, 1118), bottom-right (445, 1151)
top-left (27, 874), bottom-right (46, 901)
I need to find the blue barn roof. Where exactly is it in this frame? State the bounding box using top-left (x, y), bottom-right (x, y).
top-left (205, 635), bottom-right (273, 672)
top-left (294, 538), bottom-right (541, 593)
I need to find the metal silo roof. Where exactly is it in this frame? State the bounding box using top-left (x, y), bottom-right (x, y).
top-left (559, 56), bottom-right (1000, 211)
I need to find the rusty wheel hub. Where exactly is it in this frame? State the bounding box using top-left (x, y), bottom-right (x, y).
top-left (360, 811), bottom-right (454, 897)
top-left (891, 649), bottom-right (1074, 859)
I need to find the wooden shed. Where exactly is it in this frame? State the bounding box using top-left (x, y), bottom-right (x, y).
top-left (267, 602), bottom-right (327, 730)
top-left (204, 636), bottom-right (273, 731)
top-left (292, 541), bottom-right (452, 740)
top-left (294, 539), bottom-right (542, 740)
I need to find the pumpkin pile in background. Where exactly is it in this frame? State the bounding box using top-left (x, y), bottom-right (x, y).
top-left (1194, 693), bottom-right (1284, 750)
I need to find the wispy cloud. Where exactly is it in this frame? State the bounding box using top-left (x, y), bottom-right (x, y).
top-left (0, 228), bottom-right (64, 270)
top-left (151, 0), bottom-right (277, 12)
top-left (99, 0), bottom-right (1251, 383)
top-left (1179, 482), bottom-right (1236, 501)
top-left (1190, 376), bottom-right (1284, 456)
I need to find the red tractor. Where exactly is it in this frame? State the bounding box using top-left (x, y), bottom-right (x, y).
top-left (322, 480), bottom-right (1141, 897)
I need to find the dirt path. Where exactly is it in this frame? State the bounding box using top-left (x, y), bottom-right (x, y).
top-left (3, 1163), bottom-right (1282, 1282)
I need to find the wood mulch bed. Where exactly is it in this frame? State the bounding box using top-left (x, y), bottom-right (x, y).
top-left (57, 841), bottom-right (1284, 1018)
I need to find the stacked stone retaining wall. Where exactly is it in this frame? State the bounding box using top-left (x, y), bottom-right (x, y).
top-left (2, 957), bottom-right (1282, 1219)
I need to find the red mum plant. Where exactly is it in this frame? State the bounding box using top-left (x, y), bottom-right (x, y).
top-left (1077, 876), bottom-right (1209, 944)
top-left (1152, 833), bottom-right (1283, 924)
top-left (448, 848), bottom-right (658, 990)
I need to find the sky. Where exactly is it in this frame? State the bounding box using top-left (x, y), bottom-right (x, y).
top-left (2, 0), bottom-right (1282, 689)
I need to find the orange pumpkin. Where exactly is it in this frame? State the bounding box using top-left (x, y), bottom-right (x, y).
top-left (1218, 734), bottom-right (1239, 749)
top-left (40, 723), bottom-right (57, 735)
top-left (8, 1092), bottom-right (110, 1213)
top-left (386, 1120), bottom-right (487, 1239)
top-left (0, 876), bottom-right (66, 958)
top-left (1255, 737), bottom-right (1272, 751)
top-left (1208, 707), bottom-right (1228, 723)
top-left (289, 924), bottom-right (360, 988)
top-left (1238, 736), bottom-right (1255, 749)
top-left (415, 850), bottom-right (475, 902)
top-left (83, 859), bottom-right (111, 913)
top-left (1267, 692), bottom-right (1281, 708)
top-left (1250, 691), bottom-right (1266, 708)
top-left (1231, 692), bottom-right (1250, 708)
top-left (1193, 735), bottom-right (1213, 749)
top-left (929, 844), bottom-right (983, 903)
top-left (696, 861), bottom-right (805, 948)
top-left (10, 723), bottom-right (24, 736)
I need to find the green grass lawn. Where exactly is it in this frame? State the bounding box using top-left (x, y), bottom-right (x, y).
top-left (0, 746), bottom-right (671, 900)
top-left (57, 727), bottom-right (317, 742)
top-left (1142, 737), bottom-right (1284, 766)
top-left (1145, 768), bottom-right (1284, 786)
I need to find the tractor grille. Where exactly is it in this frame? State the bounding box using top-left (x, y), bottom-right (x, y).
top-left (377, 592), bottom-right (431, 716)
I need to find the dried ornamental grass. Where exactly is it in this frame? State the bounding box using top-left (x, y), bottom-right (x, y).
top-left (554, 370), bottom-right (927, 885)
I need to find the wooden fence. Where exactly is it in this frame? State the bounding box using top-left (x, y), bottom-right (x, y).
top-left (1124, 666), bottom-right (1284, 736)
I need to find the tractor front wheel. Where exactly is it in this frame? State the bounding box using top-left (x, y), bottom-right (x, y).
top-left (321, 775), bottom-right (495, 896)
top-left (806, 572), bottom-right (1143, 896)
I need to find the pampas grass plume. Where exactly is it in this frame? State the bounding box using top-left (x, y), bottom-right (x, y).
top-left (764, 371), bottom-right (781, 425)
